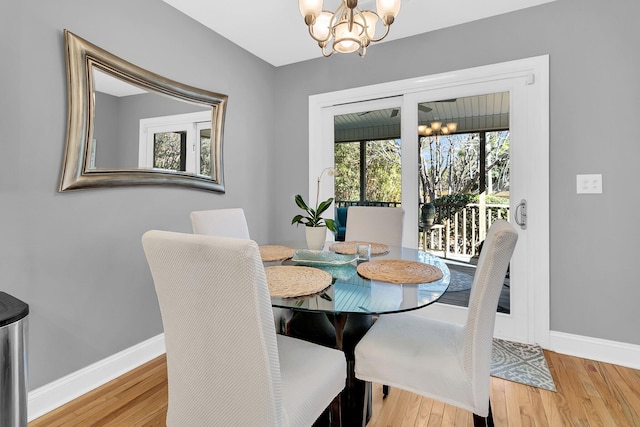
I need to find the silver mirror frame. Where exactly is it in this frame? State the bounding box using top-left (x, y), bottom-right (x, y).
top-left (60, 30), bottom-right (228, 192)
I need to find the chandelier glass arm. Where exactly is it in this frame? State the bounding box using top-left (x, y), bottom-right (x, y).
top-left (369, 19), bottom-right (391, 43)
top-left (307, 2), bottom-right (345, 44)
top-left (321, 43), bottom-right (334, 57)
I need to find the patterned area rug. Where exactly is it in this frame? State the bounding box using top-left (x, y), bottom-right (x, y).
top-left (491, 338), bottom-right (556, 391)
top-left (445, 263), bottom-right (475, 292)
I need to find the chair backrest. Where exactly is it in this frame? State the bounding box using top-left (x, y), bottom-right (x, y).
top-left (141, 231), bottom-right (284, 426)
top-left (462, 219), bottom-right (518, 407)
top-left (190, 208), bottom-right (250, 239)
top-left (345, 206), bottom-right (405, 247)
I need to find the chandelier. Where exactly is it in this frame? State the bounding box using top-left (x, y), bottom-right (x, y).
top-left (298, 0), bottom-right (402, 57)
top-left (418, 121), bottom-right (458, 138)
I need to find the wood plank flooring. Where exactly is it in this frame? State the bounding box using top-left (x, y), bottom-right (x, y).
top-left (30, 350), bottom-right (640, 426)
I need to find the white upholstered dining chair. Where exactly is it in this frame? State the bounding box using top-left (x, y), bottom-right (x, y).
top-left (190, 207), bottom-right (250, 239)
top-left (190, 207), bottom-right (290, 333)
top-left (344, 206), bottom-right (405, 247)
top-left (142, 231), bottom-right (347, 427)
top-left (354, 219), bottom-right (518, 427)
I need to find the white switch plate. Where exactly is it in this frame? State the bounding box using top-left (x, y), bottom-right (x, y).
top-left (576, 174), bottom-right (602, 194)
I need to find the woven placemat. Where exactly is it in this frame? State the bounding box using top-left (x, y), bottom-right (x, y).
top-left (357, 259), bottom-right (443, 284)
top-left (265, 266), bottom-right (332, 298)
top-left (329, 241), bottom-right (389, 255)
top-left (259, 245), bottom-right (295, 262)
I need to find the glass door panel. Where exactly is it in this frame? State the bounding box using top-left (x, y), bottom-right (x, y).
top-left (417, 92), bottom-right (511, 312)
top-left (333, 108), bottom-right (402, 208)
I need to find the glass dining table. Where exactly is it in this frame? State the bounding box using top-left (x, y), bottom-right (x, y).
top-left (266, 242), bottom-right (451, 426)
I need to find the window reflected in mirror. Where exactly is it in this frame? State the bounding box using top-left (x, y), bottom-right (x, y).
top-left (138, 111), bottom-right (212, 176)
top-left (199, 127), bottom-right (211, 177)
top-left (154, 131), bottom-right (187, 171)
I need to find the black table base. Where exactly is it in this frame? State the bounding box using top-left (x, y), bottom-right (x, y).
top-left (287, 311), bottom-right (373, 426)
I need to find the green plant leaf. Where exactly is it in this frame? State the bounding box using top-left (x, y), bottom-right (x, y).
top-left (294, 194), bottom-right (310, 211)
top-left (291, 214), bottom-right (306, 225)
top-left (324, 218), bottom-right (337, 232)
top-left (293, 194), bottom-right (335, 230)
top-left (316, 198), bottom-right (334, 216)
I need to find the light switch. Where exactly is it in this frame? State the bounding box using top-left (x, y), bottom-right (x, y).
top-left (576, 174), bottom-right (602, 194)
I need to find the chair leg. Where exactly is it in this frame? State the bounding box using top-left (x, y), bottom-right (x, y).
top-left (330, 394), bottom-right (341, 427)
top-left (473, 400), bottom-right (494, 427)
top-left (382, 385), bottom-right (390, 398)
top-left (361, 381), bottom-right (370, 427)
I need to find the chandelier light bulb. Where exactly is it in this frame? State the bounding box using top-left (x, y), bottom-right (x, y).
top-left (418, 119), bottom-right (457, 138)
top-left (359, 11), bottom-right (379, 41)
top-left (333, 20), bottom-right (363, 53)
top-left (299, 0), bottom-right (323, 25)
top-left (312, 11), bottom-right (333, 41)
top-left (376, 0), bottom-right (401, 24)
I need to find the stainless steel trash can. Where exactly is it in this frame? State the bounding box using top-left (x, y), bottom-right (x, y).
top-left (0, 292), bottom-right (28, 427)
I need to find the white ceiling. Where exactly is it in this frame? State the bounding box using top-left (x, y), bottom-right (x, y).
top-left (162, 0), bottom-right (555, 67)
top-left (93, 68), bottom-right (147, 97)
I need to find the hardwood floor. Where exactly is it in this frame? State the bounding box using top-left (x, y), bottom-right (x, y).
top-left (30, 350), bottom-right (640, 426)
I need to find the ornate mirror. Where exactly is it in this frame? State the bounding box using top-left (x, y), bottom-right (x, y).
top-left (60, 30), bottom-right (228, 192)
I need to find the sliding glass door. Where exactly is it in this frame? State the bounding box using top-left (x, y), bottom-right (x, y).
top-left (309, 56), bottom-right (549, 344)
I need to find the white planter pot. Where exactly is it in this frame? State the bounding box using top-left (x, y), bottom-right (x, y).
top-left (305, 226), bottom-right (327, 250)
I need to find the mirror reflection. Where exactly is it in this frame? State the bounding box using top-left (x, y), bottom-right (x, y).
top-left (60, 30), bottom-right (228, 192)
top-left (92, 68), bottom-right (212, 174)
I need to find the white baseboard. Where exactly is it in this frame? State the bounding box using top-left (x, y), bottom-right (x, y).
top-left (548, 330), bottom-right (640, 370)
top-left (28, 333), bottom-right (166, 422)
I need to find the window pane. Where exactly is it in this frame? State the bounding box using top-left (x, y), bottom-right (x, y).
top-left (486, 130), bottom-right (510, 196)
top-left (199, 128), bottom-right (212, 176)
top-left (153, 131), bottom-right (186, 171)
top-left (334, 142), bottom-right (360, 202)
top-left (420, 132), bottom-right (483, 200)
top-left (365, 139), bottom-right (401, 203)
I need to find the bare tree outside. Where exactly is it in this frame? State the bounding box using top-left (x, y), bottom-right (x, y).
top-left (420, 130), bottom-right (510, 203)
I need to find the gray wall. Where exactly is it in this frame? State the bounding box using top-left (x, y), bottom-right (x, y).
top-left (2, 0), bottom-right (639, 395)
top-left (1, 0), bottom-right (275, 389)
top-left (274, 0), bottom-right (640, 346)
top-left (93, 92), bottom-right (121, 168)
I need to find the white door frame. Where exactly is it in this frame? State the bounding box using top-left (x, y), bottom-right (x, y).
top-left (308, 55), bottom-right (549, 346)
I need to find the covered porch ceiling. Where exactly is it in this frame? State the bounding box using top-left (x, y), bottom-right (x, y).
top-left (334, 92), bottom-right (510, 142)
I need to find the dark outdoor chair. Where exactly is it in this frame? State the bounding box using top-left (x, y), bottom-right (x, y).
top-left (335, 206), bottom-right (348, 241)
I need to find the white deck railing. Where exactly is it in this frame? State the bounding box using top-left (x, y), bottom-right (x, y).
top-left (336, 200), bottom-right (509, 259)
top-left (422, 203), bottom-right (510, 258)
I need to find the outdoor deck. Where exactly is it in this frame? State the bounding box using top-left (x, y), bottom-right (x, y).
top-left (439, 261), bottom-right (510, 313)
